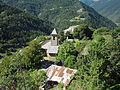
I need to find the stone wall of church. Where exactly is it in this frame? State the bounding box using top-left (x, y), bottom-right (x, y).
top-left (51, 35), bottom-right (58, 46)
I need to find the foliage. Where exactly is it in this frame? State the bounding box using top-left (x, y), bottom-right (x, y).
top-left (93, 27), bottom-right (110, 36)
top-left (57, 26), bottom-right (120, 90)
top-left (0, 70), bottom-right (39, 90)
top-left (95, 35), bottom-right (105, 43)
top-left (67, 79), bottom-right (83, 90)
top-left (65, 31), bottom-right (73, 39)
top-left (0, 2), bottom-right (53, 59)
top-left (64, 55), bottom-right (76, 68)
top-left (73, 24), bottom-right (93, 40)
top-left (75, 41), bottom-right (86, 52)
top-left (0, 2), bottom-right (119, 88)
top-left (107, 84), bottom-right (120, 90)
top-left (51, 83), bottom-right (64, 90)
top-left (21, 42), bottom-right (45, 68)
top-left (30, 70), bottom-right (47, 86)
top-left (57, 41), bottom-right (77, 61)
top-left (58, 30), bottom-right (66, 44)
top-left (0, 36), bottom-right (46, 89)
top-left (69, 38), bottom-right (120, 90)
top-left (1, 0), bottom-right (117, 29)
top-left (111, 26), bottom-right (120, 38)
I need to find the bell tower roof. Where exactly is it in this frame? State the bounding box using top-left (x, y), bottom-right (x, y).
top-left (51, 28), bottom-right (57, 35)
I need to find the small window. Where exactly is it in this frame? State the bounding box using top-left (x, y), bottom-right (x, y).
top-left (53, 36), bottom-right (55, 40)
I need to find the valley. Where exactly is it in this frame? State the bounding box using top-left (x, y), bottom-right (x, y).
top-left (0, 0), bottom-right (120, 90)
top-left (80, 0), bottom-right (120, 25)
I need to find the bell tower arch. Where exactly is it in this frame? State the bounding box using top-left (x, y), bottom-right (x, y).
top-left (51, 28), bottom-right (58, 46)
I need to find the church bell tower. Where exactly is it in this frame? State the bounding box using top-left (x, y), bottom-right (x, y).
top-left (51, 28), bottom-right (58, 46)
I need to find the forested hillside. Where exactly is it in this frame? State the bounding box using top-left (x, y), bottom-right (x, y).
top-left (57, 25), bottom-right (120, 90)
top-left (0, 25), bottom-right (120, 90)
top-left (2, 0), bottom-right (117, 29)
top-left (81, 0), bottom-right (120, 25)
top-left (0, 2), bottom-right (53, 59)
top-left (0, 36), bottom-right (48, 89)
top-left (0, 0), bottom-right (120, 89)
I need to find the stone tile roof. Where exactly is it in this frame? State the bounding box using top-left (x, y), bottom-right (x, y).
top-left (41, 41), bottom-right (59, 54)
top-left (45, 65), bottom-right (77, 87)
top-left (47, 45), bottom-right (59, 54)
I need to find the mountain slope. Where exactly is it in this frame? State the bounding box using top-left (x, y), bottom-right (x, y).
top-left (80, 0), bottom-right (120, 25)
top-left (1, 0), bottom-right (116, 29)
top-left (0, 2), bottom-right (53, 58)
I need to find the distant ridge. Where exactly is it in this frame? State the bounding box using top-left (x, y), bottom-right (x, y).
top-left (2, 0), bottom-right (117, 29)
top-left (81, 0), bottom-right (120, 25)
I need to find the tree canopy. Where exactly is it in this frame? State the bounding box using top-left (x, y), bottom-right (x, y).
top-left (57, 26), bottom-right (120, 90)
top-left (0, 36), bottom-right (47, 89)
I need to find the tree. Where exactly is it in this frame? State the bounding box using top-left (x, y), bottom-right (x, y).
top-left (65, 31), bottom-right (73, 39)
top-left (58, 30), bottom-right (66, 43)
top-left (73, 24), bottom-right (93, 40)
top-left (75, 41), bottom-right (85, 52)
top-left (0, 36), bottom-right (47, 89)
top-left (93, 27), bottom-right (110, 36)
top-left (57, 41), bottom-right (77, 61)
top-left (30, 70), bottom-right (47, 86)
top-left (66, 32), bottom-right (120, 90)
top-left (64, 55), bottom-right (76, 68)
top-left (111, 26), bottom-right (120, 38)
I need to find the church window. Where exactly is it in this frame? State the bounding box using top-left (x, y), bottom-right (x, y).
top-left (53, 36), bottom-right (55, 40)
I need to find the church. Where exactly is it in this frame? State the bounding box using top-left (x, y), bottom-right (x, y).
top-left (41, 29), bottom-right (59, 60)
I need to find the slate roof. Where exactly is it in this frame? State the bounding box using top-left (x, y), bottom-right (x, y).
top-left (41, 41), bottom-right (59, 54)
top-left (45, 65), bottom-right (77, 87)
top-left (47, 45), bottom-right (59, 54)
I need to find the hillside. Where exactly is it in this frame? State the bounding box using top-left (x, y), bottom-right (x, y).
top-left (80, 0), bottom-right (94, 5)
top-left (0, 2), bottom-right (53, 59)
top-left (0, 25), bottom-right (120, 89)
top-left (1, 0), bottom-right (116, 29)
top-left (80, 0), bottom-right (120, 25)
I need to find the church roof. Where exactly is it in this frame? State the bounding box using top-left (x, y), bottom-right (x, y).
top-left (41, 41), bottom-right (59, 54)
top-left (51, 28), bottom-right (57, 35)
top-left (47, 45), bottom-right (59, 54)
